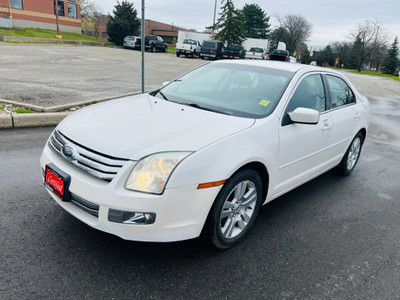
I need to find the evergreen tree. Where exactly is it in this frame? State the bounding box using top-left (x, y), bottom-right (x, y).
top-left (381, 37), bottom-right (399, 75)
top-left (242, 4), bottom-right (270, 39)
top-left (106, 1), bottom-right (140, 45)
top-left (213, 0), bottom-right (246, 45)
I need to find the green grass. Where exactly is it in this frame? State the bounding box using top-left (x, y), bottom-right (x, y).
top-left (339, 68), bottom-right (400, 81)
top-left (92, 100), bottom-right (99, 104)
top-left (168, 46), bottom-right (175, 53)
top-left (0, 27), bottom-right (105, 42)
top-left (0, 106), bottom-right (4, 109)
top-left (15, 108), bottom-right (33, 114)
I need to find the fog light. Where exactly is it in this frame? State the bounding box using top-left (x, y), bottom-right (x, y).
top-left (108, 209), bottom-right (156, 225)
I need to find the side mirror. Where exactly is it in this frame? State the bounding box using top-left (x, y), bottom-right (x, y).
top-left (288, 107), bottom-right (320, 124)
top-left (162, 81), bottom-right (170, 86)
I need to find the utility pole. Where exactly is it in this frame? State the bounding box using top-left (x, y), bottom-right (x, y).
top-left (55, 0), bottom-right (61, 38)
top-left (212, 0), bottom-right (217, 39)
top-left (141, 0), bottom-right (145, 93)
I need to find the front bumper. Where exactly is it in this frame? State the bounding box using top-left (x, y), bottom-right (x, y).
top-left (40, 144), bottom-right (221, 242)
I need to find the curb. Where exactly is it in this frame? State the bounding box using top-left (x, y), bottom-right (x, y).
top-left (0, 91), bottom-right (153, 129)
top-left (0, 112), bottom-right (69, 129)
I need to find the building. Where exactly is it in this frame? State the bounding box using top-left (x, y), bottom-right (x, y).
top-left (143, 19), bottom-right (188, 44)
top-left (82, 18), bottom-right (189, 44)
top-left (0, 0), bottom-right (81, 33)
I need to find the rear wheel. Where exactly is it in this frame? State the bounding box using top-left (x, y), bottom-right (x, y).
top-left (334, 132), bottom-right (364, 176)
top-left (176, 52), bottom-right (180, 57)
top-left (164, 46), bottom-right (168, 52)
top-left (151, 46), bottom-right (156, 53)
top-left (206, 169), bottom-right (262, 249)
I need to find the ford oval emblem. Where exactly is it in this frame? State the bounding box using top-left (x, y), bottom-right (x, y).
top-left (61, 145), bottom-right (77, 161)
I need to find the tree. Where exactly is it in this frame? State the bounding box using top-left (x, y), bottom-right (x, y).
top-left (322, 44), bottom-right (335, 66)
top-left (271, 15), bottom-right (312, 54)
top-left (381, 37), bottom-right (399, 75)
top-left (242, 4), bottom-right (270, 39)
top-left (81, 0), bottom-right (103, 39)
top-left (106, 1), bottom-right (140, 45)
top-left (350, 20), bottom-right (380, 71)
top-left (212, 0), bottom-right (246, 45)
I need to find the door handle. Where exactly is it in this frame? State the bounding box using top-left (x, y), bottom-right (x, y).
top-left (355, 112), bottom-right (361, 120)
top-left (321, 119), bottom-right (332, 131)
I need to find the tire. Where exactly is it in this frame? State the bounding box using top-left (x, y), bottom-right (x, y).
top-left (151, 46), bottom-right (156, 53)
top-left (164, 46), bottom-right (168, 52)
top-left (205, 169), bottom-right (263, 249)
top-left (176, 53), bottom-right (180, 57)
top-left (201, 56), bottom-right (204, 59)
top-left (334, 132), bottom-right (364, 176)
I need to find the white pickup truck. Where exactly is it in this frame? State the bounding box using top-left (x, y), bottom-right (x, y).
top-left (176, 39), bottom-right (202, 58)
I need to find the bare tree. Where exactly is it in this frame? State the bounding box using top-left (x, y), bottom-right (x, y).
top-left (349, 20), bottom-right (387, 71)
top-left (81, 0), bottom-right (103, 39)
top-left (275, 15), bottom-right (312, 54)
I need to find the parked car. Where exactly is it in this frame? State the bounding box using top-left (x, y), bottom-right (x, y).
top-left (200, 40), bottom-right (224, 60)
top-left (176, 39), bottom-right (201, 58)
top-left (145, 35), bottom-right (168, 52)
top-left (310, 61), bottom-right (317, 66)
top-left (268, 49), bottom-right (290, 62)
top-left (245, 47), bottom-right (266, 60)
top-left (123, 36), bottom-right (140, 50)
top-left (41, 60), bottom-right (370, 249)
top-left (223, 44), bottom-right (245, 59)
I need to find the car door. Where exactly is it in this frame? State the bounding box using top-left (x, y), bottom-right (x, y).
top-left (275, 73), bottom-right (335, 196)
top-left (324, 74), bottom-right (361, 160)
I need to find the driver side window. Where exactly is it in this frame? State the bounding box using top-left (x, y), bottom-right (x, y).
top-left (282, 74), bottom-right (326, 126)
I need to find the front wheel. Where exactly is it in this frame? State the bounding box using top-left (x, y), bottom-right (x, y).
top-left (164, 46), bottom-right (168, 52)
top-left (206, 169), bottom-right (263, 249)
top-left (334, 132), bottom-right (364, 176)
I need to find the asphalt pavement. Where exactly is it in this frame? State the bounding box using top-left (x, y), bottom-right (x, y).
top-left (1, 97), bottom-right (400, 298)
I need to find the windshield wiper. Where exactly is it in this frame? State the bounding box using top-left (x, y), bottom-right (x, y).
top-left (158, 90), bottom-right (169, 101)
top-left (186, 103), bottom-right (230, 115)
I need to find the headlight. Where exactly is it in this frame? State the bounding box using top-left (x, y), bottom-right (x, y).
top-left (125, 152), bottom-right (192, 194)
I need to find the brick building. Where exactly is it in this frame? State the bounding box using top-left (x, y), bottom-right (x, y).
top-left (0, 0), bottom-right (81, 33)
top-left (81, 15), bottom-right (108, 41)
top-left (144, 19), bottom-right (188, 44)
top-left (82, 18), bottom-right (188, 44)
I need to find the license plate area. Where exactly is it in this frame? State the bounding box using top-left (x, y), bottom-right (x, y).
top-left (45, 163), bottom-right (71, 202)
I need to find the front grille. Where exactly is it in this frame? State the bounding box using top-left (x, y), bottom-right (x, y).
top-left (48, 130), bottom-right (129, 181)
top-left (70, 193), bottom-right (99, 218)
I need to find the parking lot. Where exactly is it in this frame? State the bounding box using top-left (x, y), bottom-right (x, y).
top-left (0, 44), bottom-right (204, 106)
top-left (1, 44), bottom-right (400, 299)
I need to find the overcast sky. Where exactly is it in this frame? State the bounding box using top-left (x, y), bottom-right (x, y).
top-left (94, 0), bottom-right (400, 49)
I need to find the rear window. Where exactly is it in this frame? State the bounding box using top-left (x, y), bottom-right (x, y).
top-left (184, 39), bottom-right (197, 45)
top-left (273, 50), bottom-right (289, 55)
top-left (202, 41), bottom-right (217, 48)
top-left (227, 45), bottom-right (242, 50)
top-left (124, 37), bottom-right (134, 41)
top-left (249, 48), bottom-right (263, 52)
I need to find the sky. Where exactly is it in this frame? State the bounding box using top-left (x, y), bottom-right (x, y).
top-left (94, 0), bottom-right (400, 49)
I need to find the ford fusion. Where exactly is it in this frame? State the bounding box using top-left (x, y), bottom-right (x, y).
top-left (41, 60), bottom-right (370, 249)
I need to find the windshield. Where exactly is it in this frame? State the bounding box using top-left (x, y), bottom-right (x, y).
top-left (124, 37), bottom-right (134, 41)
top-left (183, 39), bottom-right (197, 45)
top-left (249, 48), bottom-right (263, 52)
top-left (157, 63), bottom-right (293, 118)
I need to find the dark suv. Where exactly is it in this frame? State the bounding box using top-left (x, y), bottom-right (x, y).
top-left (200, 40), bottom-right (224, 60)
top-left (223, 44), bottom-right (245, 59)
top-left (145, 35), bottom-right (168, 52)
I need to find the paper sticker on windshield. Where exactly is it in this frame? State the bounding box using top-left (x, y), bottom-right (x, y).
top-left (259, 99), bottom-right (270, 107)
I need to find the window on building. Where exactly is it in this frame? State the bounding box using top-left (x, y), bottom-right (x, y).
top-left (10, 0), bottom-right (23, 9)
top-left (68, 3), bottom-right (77, 18)
top-left (101, 32), bottom-right (108, 38)
top-left (87, 31), bottom-right (92, 36)
top-left (54, 0), bottom-right (65, 16)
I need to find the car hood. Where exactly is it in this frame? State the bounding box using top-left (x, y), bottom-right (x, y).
top-left (57, 94), bottom-right (255, 160)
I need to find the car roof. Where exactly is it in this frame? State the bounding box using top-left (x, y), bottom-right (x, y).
top-left (213, 60), bottom-right (342, 75)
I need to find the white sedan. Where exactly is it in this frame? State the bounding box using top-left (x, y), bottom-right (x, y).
top-left (41, 60), bottom-right (370, 249)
